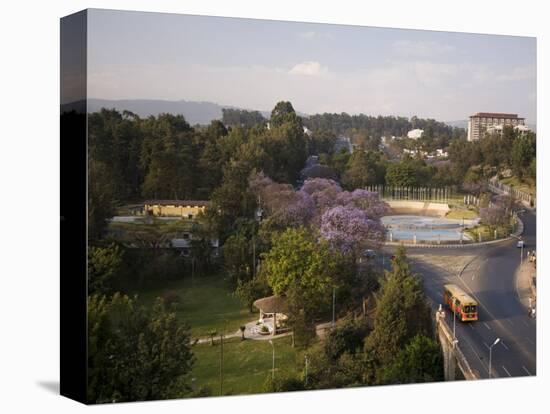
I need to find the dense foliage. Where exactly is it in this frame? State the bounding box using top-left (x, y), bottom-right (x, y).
top-left (87, 294), bottom-right (194, 403)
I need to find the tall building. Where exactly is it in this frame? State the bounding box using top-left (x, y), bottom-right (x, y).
top-left (467, 112), bottom-right (526, 141)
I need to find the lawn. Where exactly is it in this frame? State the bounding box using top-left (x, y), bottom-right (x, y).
top-left (191, 335), bottom-right (303, 396)
top-left (500, 176), bottom-right (536, 195)
top-left (445, 207), bottom-right (478, 220)
top-left (129, 274), bottom-right (254, 338)
top-left (465, 223), bottom-right (512, 242)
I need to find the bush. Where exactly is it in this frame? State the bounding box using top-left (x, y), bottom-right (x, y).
top-left (262, 372), bottom-right (305, 393)
top-left (162, 290), bottom-right (181, 309)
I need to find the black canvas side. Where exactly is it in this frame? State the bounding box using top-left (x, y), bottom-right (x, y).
top-left (60, 9), bottom-right (88, 404)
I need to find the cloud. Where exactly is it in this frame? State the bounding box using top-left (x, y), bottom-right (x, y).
top-left (495, 66), bottom-right (535, 82)
top-left (392, 40), bottom-right (455, 58)
top-left (299, 31), bottom-right (316, 39)
top-left (289, 61), bottom-right (328, 76)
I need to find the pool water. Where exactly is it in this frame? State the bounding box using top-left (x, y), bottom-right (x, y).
top-left (381, 215), bottom-right (478, 243)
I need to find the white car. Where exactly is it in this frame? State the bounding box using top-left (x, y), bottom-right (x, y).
top-left (517, 240), bottom-right (525, 248)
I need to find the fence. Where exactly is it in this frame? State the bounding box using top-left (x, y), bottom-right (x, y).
top-left (364, 185), bottom-right (457, 203)
top-left (488, 178), bottom-right (535, 206)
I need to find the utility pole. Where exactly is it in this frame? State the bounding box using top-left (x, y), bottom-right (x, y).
top-left (219, 332), bottom-right (224, 396)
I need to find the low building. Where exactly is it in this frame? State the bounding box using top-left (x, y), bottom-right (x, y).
top-left (144, 200), bottom-right (210, 219)
top-left (486, 124), bottom-right (531, 135)
top-left (407, 129), bottom-right (424, 140)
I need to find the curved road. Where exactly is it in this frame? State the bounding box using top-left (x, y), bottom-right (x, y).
top-left (387, 211), bottom-right (536, 379)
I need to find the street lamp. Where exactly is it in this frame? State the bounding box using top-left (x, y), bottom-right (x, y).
top-left (488, 337), bottom-right (500, 379)
top-left (268, 339), bottom-right (275, 380)
top-left (304, 354), bottom-right (309, 387)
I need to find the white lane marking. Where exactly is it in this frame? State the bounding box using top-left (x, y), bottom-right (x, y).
top-left (522, 366), bottom-right (532, 376)
top-left (483, 322), bottom-right (492, 330)
top-left (525, 337), bottom-right (534, 345)
top-left (501, 341), bottom-right (509, 350)
top-left (469, 323), bottom-right (475, 330)
top-left (522, 319), bottom-right (530, 327)
top-left (502, 366), bottom-right (512, 377)
top-left (506, 319), bottom-right (514, 327)
top-left (483, 341), bottom-right (490, 350)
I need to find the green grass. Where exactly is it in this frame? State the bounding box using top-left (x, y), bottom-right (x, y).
top-left (465, 223), bottom-right (512, 242)
top-left (445, 208), bottom-right (478, 220)
top-left (129, 274), bottom-right (254, 338)
top-left (191, 336), bottom-right (303, 396)
top-left (500, 176), bottom-right (536, 195)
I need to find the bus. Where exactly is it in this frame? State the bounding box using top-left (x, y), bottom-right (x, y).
top-left (443, 284), bottom-right (478, 322)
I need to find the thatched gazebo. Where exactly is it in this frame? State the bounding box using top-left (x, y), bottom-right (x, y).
top-left (253, 295), bottom-right (288, 336)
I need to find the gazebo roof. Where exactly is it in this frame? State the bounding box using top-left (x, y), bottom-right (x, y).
top-left (253, 295), bottom-right (288, 314)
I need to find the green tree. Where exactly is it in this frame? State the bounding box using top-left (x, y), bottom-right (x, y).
top-left (88, 244), bottom-right (124, 296)
top-left (87, 294), bottom-right (194, 403)
top-left (342, 150), bottom-right (371, 190)
top-left (379, 334), bottom-right (444, 384)
top-left (511, 133), bottom-right (536, 179)
top-left (385, 161), bottom-right (418, 187)
top-left (88, 159), bottom-right (117, 240)
top-left (365, 246), bottom-right (433, 369)
top-left (261, 228), bottom-right (338, 344)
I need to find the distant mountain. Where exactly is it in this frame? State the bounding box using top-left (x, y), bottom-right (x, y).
top-left (444, 120), bottom-right (468, 129)
top-left (85, 98), bottom-right (245, 125)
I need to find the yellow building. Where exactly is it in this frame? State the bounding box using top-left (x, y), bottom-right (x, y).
top-left (143, 200), bottom-right (210, 218)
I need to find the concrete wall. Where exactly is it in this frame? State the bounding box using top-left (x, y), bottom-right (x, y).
top-left (386, 200), bottom-right (450, 217)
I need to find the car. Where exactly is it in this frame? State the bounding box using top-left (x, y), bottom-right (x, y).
top-left (362, 249), bottom-right (377, 259)
top-left (517, 240), bottom-right (525, 248)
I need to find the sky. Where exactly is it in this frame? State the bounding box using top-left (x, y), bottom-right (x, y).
top-left (87, 9), bottom-right (537, 124)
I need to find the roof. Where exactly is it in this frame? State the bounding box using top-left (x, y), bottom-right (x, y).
top-left (253, 295), bottom-right (288, 313)
top-left (143, 200), bottom-right (211, 207)
top-left (444, 284), bottom-right (477, 305)
top-left (470, 112), bottom-right (524, 120)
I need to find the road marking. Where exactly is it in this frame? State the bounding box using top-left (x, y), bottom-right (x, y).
top-left (522, 366), bottom-right (532, 376)
top-left (501, 341), bottom-right (509, 350)
top-left (472, 273), bottom-right (476, 281)
top-left (483, 341), bottom-right (490, 350)
top-left (483, 322), bottom-right (492, 330)
top-left (506, 319), bottom-right (514, 327)
top-left (525, 337), bottom-right (534, 345)
top-left (468, 323), bottom-right (475, 330)
top-left (502, 366), bottom-right (512, 377)
top-left (522, 319), bottom-right (530, 327)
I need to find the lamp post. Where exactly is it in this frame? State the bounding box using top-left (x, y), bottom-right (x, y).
top-left (488, 337), bottom-right (500, 379)
top-left (268, 339), bottom-right (275, 380)
top-left (304, 354), bottom-right (309, 387)
top-left (451, 301), bottom-right (456, 342)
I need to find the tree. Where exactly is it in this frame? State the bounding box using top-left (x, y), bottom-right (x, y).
top-left (88, 244), bottom-right (124, 296)
top-left (341, 150), bottom-right (372, 190)
top-left (385, 161), bottom-right (418, 187)
top-left (379, 334), bottom-right (444, 384)
top-left (223, 232), bottom-right (253, 284)
top-left (511, 133), bottom-right (536, 180)
top-left (365, 246), bottom-right (433, 370)
top-left (261, 228), bottom-right (338, 343)
top-left (88, 159), bottom-right (117, 240)
top-left (320, 205), bottom-right (386, 256)
top-left (87, 294), bottom-right (194, 403)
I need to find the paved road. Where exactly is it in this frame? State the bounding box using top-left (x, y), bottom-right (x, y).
top-left (384, 210), bottom-right (536, 379)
